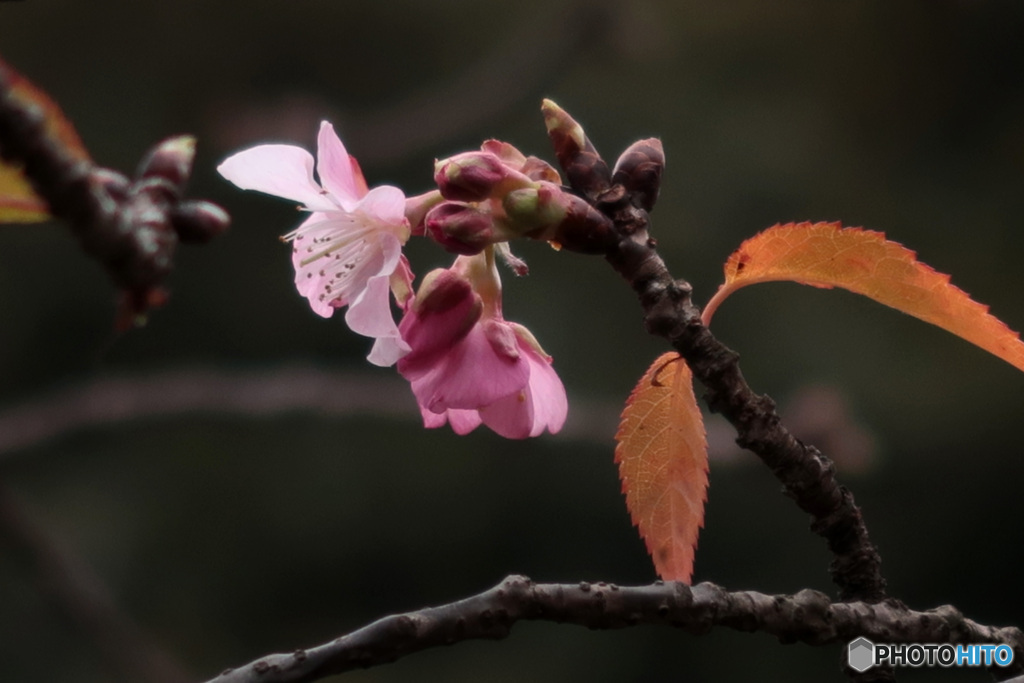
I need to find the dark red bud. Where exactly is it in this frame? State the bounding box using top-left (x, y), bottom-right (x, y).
top-left (548, 196), bottom-right (617, 254)
top-left (170, 200), bottom-right (231, 244)
top-left (612, 138), bottom-right (665, 212)
top-left (136, 136), bottom-right (196, 190)
top-left (434, 152), bottom-right (531, 202)
top-left (91, 168), bottom-right (131, 201)
top-left (404, 190), bottom-right (444, 236)
top-left (541, 99), bottom-right (611, 200)
top-left (424, 202), bottom-right (496, 255)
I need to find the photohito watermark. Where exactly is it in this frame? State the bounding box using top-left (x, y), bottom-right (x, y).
top-left (847, 637), bottom-right (1015, 672)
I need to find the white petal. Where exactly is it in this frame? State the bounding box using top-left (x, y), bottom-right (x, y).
top-left (218, 144), bottom-right (335, 211)
top-left (290, 216), bottom-right (383, 313)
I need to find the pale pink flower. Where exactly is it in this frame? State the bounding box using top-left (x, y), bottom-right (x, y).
top-left (218, 122), bottom-right (411, 366)
top-left (397, 254), bottom-right (567, 439)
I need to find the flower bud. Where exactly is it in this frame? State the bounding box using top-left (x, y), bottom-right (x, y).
top-left (425, 201), bottom-right (505, 255)
top-left (548, 195), bottom-right (617, 254)
top-left (519, 156), bottom-right (562, 184)
top-left (501, 182), bottom-right (616, 253)
top-left (501, 183), bottom-right (568, 234)
top-left (480, 140), bottom-right (527, 169)
top-left (414, 268), bottom-right (477, 315)
top-left (91, 168), bottom-right (131, 201)
top-left (480, 139), bottom-right (562, 183)
top-left (541, 99), bottom-right (611, 199)
top-left (404, 190), bottom-right (444, 236)
top-left (136, 135), bottom-right (196, 190)
top-left (170, 200), bottom-right (231, 244)
top-left (405, 267), bottom-right (482, 354)
top-left (433, 151), bottom-right (533, 202)
top-left (612, 138), bottom-right (665, 212)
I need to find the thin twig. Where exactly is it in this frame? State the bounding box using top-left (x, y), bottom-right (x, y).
top-left (204, 575), bottom-right (1023, 683)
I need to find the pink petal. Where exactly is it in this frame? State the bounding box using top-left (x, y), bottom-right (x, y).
top-left (420, 405), bottom-right (482, 434)
top-left (367, 334), bottom-right (411, 367)
top-left (421, 407), bottom-right (448, 429)
top-left (291, 220), bottom-right (395, 318)
top-left (346, 274), bottom-right (400, 338)
top-left (217, 145), bottom-right (335, 211)
top-left (316, 122), bottom-right (361, 208)
top-left (357, 185), bottom-right (409, 227)
top-left (290, 216), bottom-right (368, 317)
top-left (447, 409), bottom-right (483, 435)
top-left (521, 346), bottom-right (568, 436)
top-left (477, 389), bottom-right (533, 439)
top-left (349, 155), bottom-right (370, 197)
top-left (482, 318), bottom-right (520, 361)
top-left (477, 342), bottom-right (567, 439)
top-left (290, 212), bottom-right (333, 300)
top-left (403, 323), bottom-right (529, 413)
top-left (390, 255), bottom-right (415, 310)
top-left (343, 235), bottom-right (402, 336)
top-left (346, 273), bottom-right (409, 367)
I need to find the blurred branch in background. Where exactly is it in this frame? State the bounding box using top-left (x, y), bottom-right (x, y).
top-left (0, 58), bottom-right (229, 327)
top-left (0, 365), bottom-right (877, 474)
top-left (0, 485), bottom-right (192, 683)
top-left (0, 367), bottom-right (414, 461)
top-left (206, 574), bottom-right (1024, 683)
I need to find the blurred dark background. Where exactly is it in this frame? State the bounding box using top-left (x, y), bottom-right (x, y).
top-left (2, 2), bottom-right (1024, 681)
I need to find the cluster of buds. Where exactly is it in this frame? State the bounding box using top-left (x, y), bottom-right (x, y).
top-left (218, 100), bottom-right (665, 439)
top-left (77, 136), bottom-right (230, 328)
top-left (541, 99), bottom-right (665, 244)
top-left (417, 139), bottom-right (616, 256)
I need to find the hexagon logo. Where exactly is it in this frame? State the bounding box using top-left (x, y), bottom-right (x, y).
top-left (848, 637), bottom-right (875, 673)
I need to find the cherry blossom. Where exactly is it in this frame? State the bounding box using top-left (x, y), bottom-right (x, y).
top-left (218, 122), bottom-right (411, 366)
top-left (397, 252), bottom-right (567, 438)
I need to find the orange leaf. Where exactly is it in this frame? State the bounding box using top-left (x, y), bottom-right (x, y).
top-left (0, 165), bottom-right (49, 221)
top-left (615, 352), bottom-right (709, 583)
top-left (0, 57), bottom-right (90, 223)
top-left (702, 222), bottom-right (1024, 374)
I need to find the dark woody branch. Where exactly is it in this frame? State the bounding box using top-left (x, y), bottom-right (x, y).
top-left (205, 575), bottom-right (1024, 683)
top-left (0, 62), bottom-right (229, 326)
top-left (603, 215), bottom-right (885, 604)
top-left (543, 101), bottom-right (885, 605)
